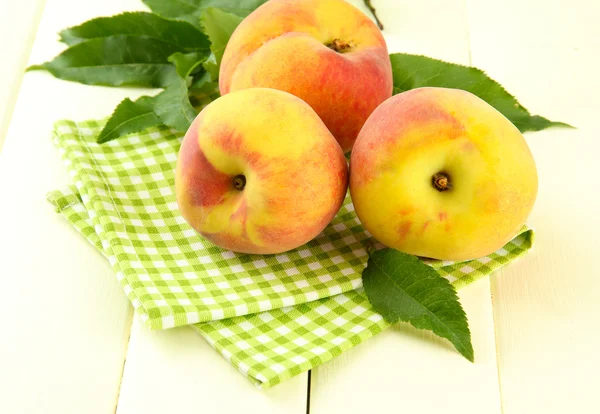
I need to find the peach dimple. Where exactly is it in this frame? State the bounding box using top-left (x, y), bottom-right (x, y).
top-left (175, 88), bottom-right (348, 255)
top-left (219, 0), bottom-right (392, 152)
top-left (350, 87), bottom-right (538, 261)
top-left (178, 126), bottom-right (231, 209)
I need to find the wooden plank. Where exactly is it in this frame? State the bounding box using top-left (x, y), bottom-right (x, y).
top-left (310, 280), bottom-right (500, 414)
top-left (467, 0), bottom-right (600, 412)
top-left (0, 0), bottom-right (45, 151)
top-left (116, 319), bottom-right (308, 414)
top-left (0, 0), bottom-right (308, 412)
top-left (348, 0), bottom-right (473, 63)
top-left (311, 281), bottom-right (502, 413)
top-left (0, 0), bottom-right (147, 412)
top-left (310, 1), bottom-right (503, 413)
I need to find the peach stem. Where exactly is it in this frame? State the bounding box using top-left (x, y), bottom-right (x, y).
top-left (233, 175), bottom-right (246, 191)
top-left (327, 39), bottom-right (354, 53)
top-left (432, 172), bottom-right (453, 191)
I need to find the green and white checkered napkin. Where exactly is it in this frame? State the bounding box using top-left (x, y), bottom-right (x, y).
top-left (48, 119), bottom-right (534, 388)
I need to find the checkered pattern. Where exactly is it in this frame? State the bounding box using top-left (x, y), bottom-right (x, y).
top-left (52, 120), bottom-right (377, 329)
top-left (195, 289), bottom-right (387, 388)
top-left (48, 119), bottom-right (535, 388)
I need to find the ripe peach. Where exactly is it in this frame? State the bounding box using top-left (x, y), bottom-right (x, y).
top-left (219, 0), bottom-right (393, 152)
top-left (175, 88), bottom-right (348, 254)
top-left (350, 87), bottom-right (538, 261)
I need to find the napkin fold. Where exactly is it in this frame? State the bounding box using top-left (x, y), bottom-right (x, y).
top-left (48, 120), bottom-right (534, 387)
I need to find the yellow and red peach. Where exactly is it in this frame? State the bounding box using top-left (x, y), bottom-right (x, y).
top-left (219, 0), bottom-right (393, 152)
top-left (350, 87), bottom-right (538, 261)
top-left (175, 88), bottom-right (348, 254)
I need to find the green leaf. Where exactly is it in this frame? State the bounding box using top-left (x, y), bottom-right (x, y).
top-left (202, 52), bottom-right (219, 81)
top-left (201, 8), bottom-right (243, 72)
top-left (189, 71), bottom-right (220, 111)
top-left (58, 12), bottom-right (210, 51)
top-left (28, 35), bottom-right (183, 87)
top-left (362, 249), bottom-right (474, 361)
top-left (168, 51), bottom-right (207, 79)
top-left (390, 53), bottom-right (573, 132)
top-left (98, 75), bottom-right (200, 144)
top-left (142, 0), bottom-right (267, 23)
top-left (97, 96), bottom-right (162, 143)
top-left (190, 70), bottom-right (218, 92)
top-left (153, 77), bottom-right (198, 131)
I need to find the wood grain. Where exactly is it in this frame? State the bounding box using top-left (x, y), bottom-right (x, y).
top-left (468, 0), bottom-right (600, 412)
top-left (0, 0), bottom-right (45, 151)
top-left (1, 0), bottom-right (597, 412)
top-left (116, 319), bottom-right (308, 414)
top-left (0, 0), bottom-right (148, 412)
top-left (310, 281), bottom-right (503, 413)
top-left (310, 2), bottom-right (504, 412)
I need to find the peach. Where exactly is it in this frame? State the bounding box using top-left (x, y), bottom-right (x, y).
top-left (219, 0), bottom-right (393, 152)
top-left (350, 87), bottom-right (538, 261)
top-left (175, 88), bottom-right (348, 254)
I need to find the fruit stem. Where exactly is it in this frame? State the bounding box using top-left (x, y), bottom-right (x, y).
top-left (327, 39), bottom-right (354, 53)
top-left (432, 172), bottom-right (453, 192)
top-left (233, 175), bottom-right (246, 191)
top-left (364, 0), bottom-right (384, 30)
top-left (366, 243), bottom-right (377, 257)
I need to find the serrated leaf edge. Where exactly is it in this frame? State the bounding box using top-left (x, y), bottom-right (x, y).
top-left (365, 249), bottom-right (474, 362)
top-left (390, 52), bottom-right (572, 131)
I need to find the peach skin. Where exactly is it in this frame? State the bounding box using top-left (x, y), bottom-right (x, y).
top-left (350, 87), bottom-right (538, 261)
top-left (219, 0), bottom-right (393, 152)
top-left (175, 88), bottom-right (348, 254)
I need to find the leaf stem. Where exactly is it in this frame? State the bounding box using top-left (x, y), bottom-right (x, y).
top-left (365, 244), bottom-right (377, 257)
top-left (364, 0), bottom-right (384, 30)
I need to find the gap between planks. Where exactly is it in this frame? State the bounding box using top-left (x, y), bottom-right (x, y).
top-left (29, 1), bottom-right (498, 412)
top-left (463, 1), bottom-right (506, 412)
top-left (306, 370), bottom-right (312, 414)
top-left (113, 310), bottom-right (135, 414)
top-left (0, 0), bottom-right (47, 152)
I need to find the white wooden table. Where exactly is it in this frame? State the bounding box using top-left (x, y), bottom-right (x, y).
top-left (0, 0), bottom-right (598, 412)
